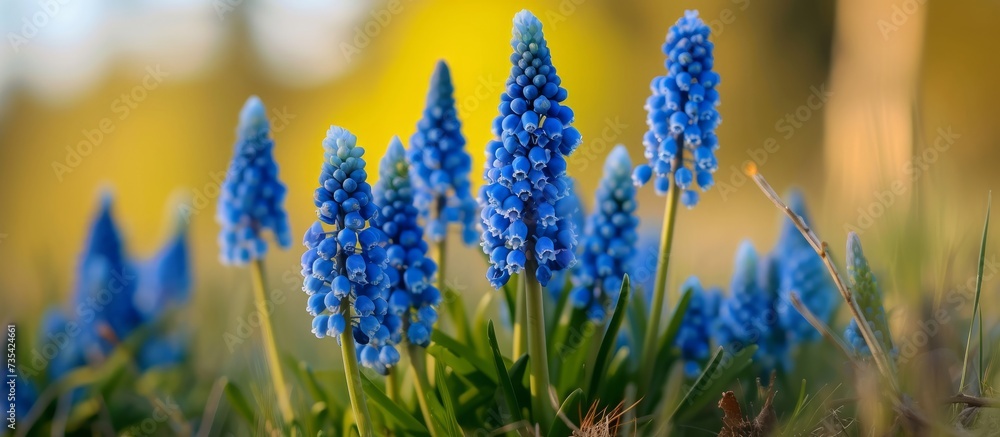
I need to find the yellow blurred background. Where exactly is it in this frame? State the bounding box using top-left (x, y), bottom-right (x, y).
top-left (2, 0), bottom-right (999, 366)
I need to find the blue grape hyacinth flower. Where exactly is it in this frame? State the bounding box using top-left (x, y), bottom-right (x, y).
top-left (632, 10), bottom-right (722, 208)
top-left (409, 61), bottom-right (479, 245)
top-left (37, 308), bottom-right (87, 380)
top-left (569, 145), bottom-right (639, 321)
top-left (135, 222), bottom-right (191, 321)
top-left (217, 95), bottom-right (292, 265)
top-left (772, 190), bottom-right (838, 344)
top-left (843, 232), bottom-right (895, 357)
top-left (75, 195), bottom-right (142, 346)
top-left (674, 277), bottom-right (721, 377)
top-left (302, 126), bottom-right (397, 373)
top-left (714, 241), bottom-right (789, 372)
top-left (546, 178), bottom-right (584, 299)
top-left (374, 137), bottom-right (440, 348)
top-left (134, 220), bottom-right (193, 369)
top-left (479, 9), bottom-right (583, 289)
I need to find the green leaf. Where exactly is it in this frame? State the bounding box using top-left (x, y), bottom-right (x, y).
top-left (443, 287), bottom-right (472, 344)
top-left (487, 320), bottom-right (524, 423)
top-left (628, 284), bottom-right (649, 367)
top-left (430, 331), bottom-right (497, 384)
top-left (472, 293), bottom-right (497, 358)
top-left (646, 285), bottom-right (694, 409)
top-left (453, 385), bottom-right (493, 418)
top-left (508, 354), bottom-right (532, 416)
top-left (426, 344), bottom-right (494, 388)
top-left (671, 345), bottom-right (758, 421)
top-left (359, 372), bottom-right (430, 435)
top-left (790, 379), bottom-right (809, 421)
top-left (224, 379), bottom-right (256, 425)
top-left (587, 275), bottom-right (631, 400)
top-left (597, 347), bottom-right (632, 407)
top-left (548, 388), bottom-right (585, 437)
top-left (548, 273), bottom-right (573, 338)
top-left (657, 285), bottom-right (694, 361)
top-left (961, 192), bottom-right (991, 394)
top-left (553, 308), bottom-right (593, 394)
top-left (435, 361), bottom-right (463, 437)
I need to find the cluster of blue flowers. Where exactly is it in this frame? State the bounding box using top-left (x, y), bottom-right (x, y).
top-left (674, 277), bottom-right (721, 377)
top-left (843, 232), bottom-right (895, 357)
top-left (479, 10), bottom-right (583, 289)
top-left (666, 192), bottom-right (837, 374)
top-left (545, 178), bottom-right (584, 298)
top-left (409, 61), bottom-right (479, 245)
top-left (713, 241), bottom-right (791, 371)
top-left (569, 146), bottom-right (639, 321)
top-left (374, 137), bottom-right (441, 348)
top-left (301, 126), bottom-right (399, 374)
top-left (217, 96), bottom-right (292, 265)
top-left (23, 196), bottom-right (193, 389)
top-left (632, 10), bottom-right (722, 208)
top-left (74, 196), bottom-right (142, 346)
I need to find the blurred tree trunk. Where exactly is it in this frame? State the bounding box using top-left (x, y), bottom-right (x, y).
top-left (823, 0), bottom-right (927, 219)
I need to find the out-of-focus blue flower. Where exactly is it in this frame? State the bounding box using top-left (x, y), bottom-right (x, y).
top-left (409, 61), bottom-right (479, 245)
top-left (374, 137), bottom-right (439, 349)
top-left (714, 241), bottom-right (789, 372)
top-left (843, 232), bottom-right (895, 357)
top-left (37, 308), bottom-right (87, 381)
top-left (479, 10), bottom-right (583, 289)
top-left (772, 190), bottom-right (838, 344)
top-left (134, 220), bottom-right (193, 370)
top-left (674, 277), bottom-right (721, 377)
top-left (569, 146), bottom-right (639, 321)
top-left (217, 95), bottom-right (292, 265)
top-left (302, 126), bottom-right (395, 373)
top-left (136, 334), bottom-right (187, 371)
top-left (135, 223), bottom-right (191, 321)
top-left (546, 178), bottom-right (584, 299)
top-left (74, 196), bottom-right (141, 346)
top-left (12, 370), bottom-right (37, 423)
top-left (632, 10), bottom-right (722, 208)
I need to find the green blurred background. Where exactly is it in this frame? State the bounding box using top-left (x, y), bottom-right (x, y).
top-left (1, 0), bottom-right (998, 372)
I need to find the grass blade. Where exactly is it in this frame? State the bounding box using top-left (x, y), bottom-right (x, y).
top-left (224, 381), bottom-right (256, 425)
top-left (548, 388), bottom-right (585, 437)
top-left (960, 191), bottom-right (991, 393)
top-left (669, 345), bottom-right (758, 421)
top-left (508, 354), bottom-right (532, 414)
top-left (587, 275), bottom-right (630, 400)
top-left (487, 320), bottom-right (524, 422)
top-left (359, 372), bottom-right (430, 435)
top-left (431, 331), bottom-right (497, 383)
top-left (434, 361), bottom-right (463, 437)
top-left (644, 286), bottom-right (693, 410)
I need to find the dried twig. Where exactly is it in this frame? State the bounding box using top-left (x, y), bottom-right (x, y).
top-left (945, 393), bottom-right (1000, 409)
top-left (744, 163), bottom-right (898, 392)
top-left (789, 291), bottom-right (857, 364)
top-left (197, 378), bottom-right (228, 437)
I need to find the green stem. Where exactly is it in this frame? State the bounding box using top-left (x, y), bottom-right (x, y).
top-left (639, 182), bottom-right (681, 388)
top-left (385, 371), bottom-right (398, 436)
top-left (525, 260), bottom-right (553, 430)
top-left (339, 299), bottom-right (374, 437)
top-left (434, 199), bottom-right (471, 344)
top-left (386, 371), bottom-right (398, 405)
top-left (513, 274), bottom-right (528, 358)
top-left (249, 259), bottom-right (295, 427)
top-left (408, 344), bottom-right (439, 437)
